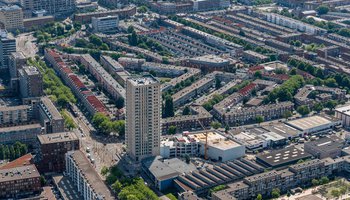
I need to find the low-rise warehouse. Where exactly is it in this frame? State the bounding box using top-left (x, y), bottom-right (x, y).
top-left (256, 146), bottom-right (312, 168)
top-left (142, 156), bottom-right (196, 191)
top-left (286, 115), bottom-right (342, 135)
top-left (304, 136), bottom-right (344, 159)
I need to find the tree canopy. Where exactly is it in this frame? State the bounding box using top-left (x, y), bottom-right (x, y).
top-left (92, 113), bottom-right (125, 136)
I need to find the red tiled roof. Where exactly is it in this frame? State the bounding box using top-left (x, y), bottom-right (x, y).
top-left (81, 90), bottom-right (92, 96)
top-left (0, 154), bottom-right (33, 170)
top-left (248, 65), bottom-right (264, 72)
top-left (212, 16), bottom-right (232, 24)
top-left (69, 74), bottom-right (86, 89)
top-left (86, 95), bottom-right (107, 113)
top-left (62, 67), bottom-right (73, 75)
top-left (296, 69), bottom-right (315, 79)
top-left (47, 49), bottom-right (62, 60)
top-left (239, 83), bottom-right (257, 95)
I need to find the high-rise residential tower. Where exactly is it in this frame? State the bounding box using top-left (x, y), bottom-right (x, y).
top-left (0, 31), bottom-right (16, 70)
top-left (125, 75), bottom-right (161, 162)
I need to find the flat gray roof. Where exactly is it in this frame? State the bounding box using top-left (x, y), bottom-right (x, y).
top-left (256, 146), bottom-right (312, 167)
top-left (262, 122), bottom-right (300, 138)
top-left (38, 132), bottom-right (79, 144)
top-left (127, 75), bottom-right (159, 86)
top-left (0, 164), bottom-right (40, 183)
top-left (143, 156), bottom-right (196, 181)
top-left (0, 123), bottom-right (42, 132)
top-left (286, 116), bottom-right (332, 131)
top-left (305, 136), bottom-right (343, 152)
top-left (68, 150), bottom-right (115, 199)
top-left (40, 96), bottom-right (63, 120)
top-left (336, 104), bottom-right (350, 116)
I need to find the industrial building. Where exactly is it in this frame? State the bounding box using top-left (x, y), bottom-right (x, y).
top-left (212, 155), bottom-right (350, 200)
top-left (304, 136), bottom-right (344, 159)
top-left (286, 115), bottom-right (342, 135)
top-left (232, 127), bottom-right (287, 151)
top-left (160, 131), bottom-right (245, 162)
top-left (256, 146), bottom-right (312, 168)
top-left (335, 104), bottom-right (350, 128)
top-left (175, 158), bottom-right (265, 195)
top-left (142, 156), bottom-right (197, 191)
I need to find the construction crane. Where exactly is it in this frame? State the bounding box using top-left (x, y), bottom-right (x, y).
top-left (196, 119), bottom-right (209, 160)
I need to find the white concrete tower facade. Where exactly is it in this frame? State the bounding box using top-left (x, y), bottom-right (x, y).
top-left (126, 75), bottom-right (161, 162)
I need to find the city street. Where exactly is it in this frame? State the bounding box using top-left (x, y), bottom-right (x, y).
top-left (67, 106), bottom-right (124, 178)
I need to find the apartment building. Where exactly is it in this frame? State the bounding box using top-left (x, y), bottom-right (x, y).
top-left (242, 50), bottom-right (269, 64)
top-left (304, 0), bottom-right (350, 10)
top-left (126, 75), bottom-right (161, 162)
top-left (161, 106), bottom-right (212, 134)
top-left (8, 51), bottom-right (26, 78)
top-left (0, 164), bottom-right (41, 199)
top-left (92, 15), bottom-right (119, 33)
top-left (100, 55), bottom-right (129, 87)
top-left (100, 55), bottom-right (124, 73)
top-left (65, 150), bottom-right (115, 200)
top-left (162, 67), bottom-right (201, 92)
top-left (0, 123), bottom-right (42, 144)
top-left (74, 6), bottom-right (136, 23)
top-left (0, 31), bottom-right (16, 70)
top-left (38, 96), bottom-right (64, 133)
top-left (187, 55), bottom-right (232, 70)
top-left (0, 105), bottom-right (32, 125)
top-left (0, 5), bottom-right (23, 31)
top-left (37, 132), bottom-right (79, 173)
top-left (18, 65), bottom-right (43, 98)
top-left (98, 0), bottom-right (123, 8)
top-left (21, 0), bottom-right (76, 17)
top-left (216, 101), bottom-right (294, 126)
top-left (263, 12), bottom-right (327, 35)
top-left (44, 49), bottom-right (108, 116)
top-left (192, 0), bottom-right (230, 11)
top-left (141, 62), bottom-right (186, 78)
top-left (118, 57), bottom-right (146, 70)
top-left (23, 15), bottom-right (55, 30)
top-left (172, 77), bottom-right (214, 107)
top-left (79, 54), bottom-right (125, 100)
top-left (8, 51), bottom-right (26, 91)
